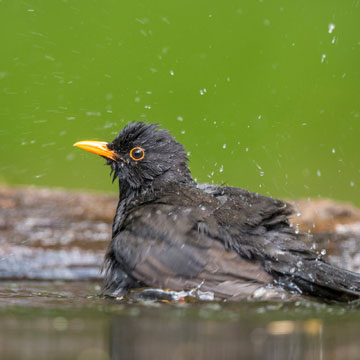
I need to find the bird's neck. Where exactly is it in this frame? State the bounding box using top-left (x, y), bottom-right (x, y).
top-left (112, 183), bottom-right (138, 236)
top-left (119, 162), bottom-right (194, 199)
top-left (112, 169), bottom-right (195, 236)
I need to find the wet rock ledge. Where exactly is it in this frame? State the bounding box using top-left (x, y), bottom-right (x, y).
top-left (0, 186), bottom-right (360, 281)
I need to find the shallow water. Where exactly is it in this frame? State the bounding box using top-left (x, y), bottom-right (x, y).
top-left (2, 281), bottom-right (360, 360)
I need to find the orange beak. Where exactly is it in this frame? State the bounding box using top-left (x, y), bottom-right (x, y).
top-left (73, 140), bottom-right (117, 161)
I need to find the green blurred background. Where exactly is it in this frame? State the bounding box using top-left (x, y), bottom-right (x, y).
top-left (1, 0), bottom-right (359, 205)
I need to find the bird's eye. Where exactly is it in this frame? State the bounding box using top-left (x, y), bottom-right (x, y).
top-left (129, 146), bottom-right (145, 161)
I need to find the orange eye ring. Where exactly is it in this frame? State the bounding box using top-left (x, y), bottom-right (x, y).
top-left (129, 146), bottom-right (145, 161)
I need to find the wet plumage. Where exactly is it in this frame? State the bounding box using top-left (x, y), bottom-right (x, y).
top-left (74, 122), bottom-right (360, 302)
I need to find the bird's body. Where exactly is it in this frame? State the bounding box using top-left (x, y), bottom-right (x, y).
top-left (74, 122), bottom-right (360, 302)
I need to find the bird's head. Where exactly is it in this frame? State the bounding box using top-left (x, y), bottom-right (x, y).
top-left (74, 122), bottom-right (193, 193)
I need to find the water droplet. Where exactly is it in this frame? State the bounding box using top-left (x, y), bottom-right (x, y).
top-left (331, 36), bottom-right (336, 44)
top-left (254, 162), bottom-right (262, 170)
top-left (259, 171), bottom-right (264, 177)
top-left (181, 130), bottom-right (186, 134)
top-left (177, 116), bottom-right (183, 122)
top-left (245, 147), bottom-right (249, 152)
top-left (332, 148), bottom-right (336, 154)
top-left (144, 105), bottom-right (151, 109)
top-left (226, 77), bottom-right (231, 82)
top-left (321, 54), bottom-right (326, 63)
top-left (219, 165), bottom-right (224, 173)
top-left (328, 23), bottom-right (335, 34)
top-left (42, 142), bottom-right (56, 147)
top-left (350, 181), bottom-right (355, 187)
top-left (170, 70), bottom-right (174, 76)
top-left (86, 111), bottom-right (101, 117)
top-left (222, 144), bottom-right (226, 149)
top-left (316, 170), bottom-right (321, 177)
top-left (200, 88), bottom-right (207, 95)
top-left (258, 115), bottom-right (262, 119)
top-left (44, 55), bottom-right (55, 61)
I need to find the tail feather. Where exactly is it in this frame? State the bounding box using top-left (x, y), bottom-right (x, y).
top-left (272, 259), bottom-right (360, 302)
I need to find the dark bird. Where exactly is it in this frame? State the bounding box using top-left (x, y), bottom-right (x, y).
top-left (74, 122), bottom-right (360, 302)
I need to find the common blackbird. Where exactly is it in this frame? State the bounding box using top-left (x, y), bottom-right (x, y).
top-left (74, 122), bottom-right (360, 302)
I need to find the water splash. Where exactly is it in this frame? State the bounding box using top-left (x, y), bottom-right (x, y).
top-left (328, 23), bottom-right (335, 34)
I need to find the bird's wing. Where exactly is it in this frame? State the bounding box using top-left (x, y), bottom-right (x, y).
top-left (196, 185), bottom-right (360, 301)
top-left (197, 183), bottom-right (293, 229)
top-left (109, 202), bottom-right (275, 300)
top-left (147, 184), bottom-right (311, 259)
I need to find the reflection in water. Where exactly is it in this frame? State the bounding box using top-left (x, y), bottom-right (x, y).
top-left (1, 305), bottom-right (360, 360)
top-left (109, 315), bottom-right (326, 360)
top-left (1, 281), bottom-right (360, 360)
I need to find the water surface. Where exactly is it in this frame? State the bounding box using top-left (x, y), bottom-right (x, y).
top-left (2, 281), bottom-right (360, 360)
